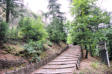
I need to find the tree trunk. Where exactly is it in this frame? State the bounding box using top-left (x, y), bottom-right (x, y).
top-left (81, 45), bottom-right (83, 58)
top-left (85, 45), bottom-right (88, 58)
top-left (85, 50), bottom-right (88, 58)
top-left (89, 44), bottom-right (93, 57)
top-left (6, 0), bottom-right (10, 23)
top-left (0, 40), bottom-right (3, 49)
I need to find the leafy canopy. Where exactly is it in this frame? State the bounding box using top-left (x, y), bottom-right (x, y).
top-left (19, 16), bottom-right (48, 42)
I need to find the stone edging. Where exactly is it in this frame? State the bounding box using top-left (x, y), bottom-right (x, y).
top-left (0, 59), bottom-right (25, 69)
top-left (5, 45), bottom-right (69, 74)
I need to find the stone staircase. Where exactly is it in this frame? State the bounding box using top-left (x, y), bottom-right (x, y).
top-left (32, 45), bottom-right (81, 74)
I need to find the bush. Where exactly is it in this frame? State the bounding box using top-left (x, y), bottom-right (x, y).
top-left (18, 16), bottom-right (48, 62)
top-left (18, 17), bottom-right (48, 42)
top-left (47, 40), bottom-right (52, 47)
top-left (23, 41), bottom-right (44, 62)
top-left (0, 22), bottom-right (8, 43)
top-left (7, 27), bottom-right (19, 40)
top-left (47, 22), bottom-right (66, 43)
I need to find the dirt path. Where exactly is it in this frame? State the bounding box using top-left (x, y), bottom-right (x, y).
top-left (32, 45), bottom-right (81, 74)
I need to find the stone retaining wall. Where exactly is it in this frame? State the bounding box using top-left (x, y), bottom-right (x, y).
top-left (0, 59), bottom-right (25, 69)
top-left (5, 46), bottom-right (69, 74)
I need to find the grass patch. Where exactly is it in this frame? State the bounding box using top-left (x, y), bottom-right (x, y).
top-left (4, 43), bottom-right (24, 54)
top-left (91, 62), bottom-right (99, 69)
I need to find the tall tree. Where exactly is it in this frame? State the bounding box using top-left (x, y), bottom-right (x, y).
top-left (67, 0), bottom-right (110, 58)
top-left (47, 0), bottom-right (66, 43)
top-left (2, 0), bottom-right (23, 23)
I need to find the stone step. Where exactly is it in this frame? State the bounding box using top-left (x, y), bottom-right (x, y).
top-left (52, 59), bottom-right (77, 62)
top-left (32, 45), bottom-right (81, 74)
top-left (33, 68), bottom-right (74, 74)
top-left (43, 64), bottom-right (76, 69)
top-left (57, 56), bottom-right (79, 59)
top-left (60, 55), bottom-right (79, 58)
top-left (48, 61), bottom-right (77, 65)
top-left (34, 72), bottom-right (73, 74)
top-left (56, 57), bottom-right (76, 59)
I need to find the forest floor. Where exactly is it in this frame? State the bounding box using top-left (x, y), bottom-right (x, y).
top-left (74, 50), bottom-right (110, 74)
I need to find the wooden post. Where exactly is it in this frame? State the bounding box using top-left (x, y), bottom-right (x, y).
top-left (99, 41), bottom-right (110, 67)
top-left (105, 42), bottom-right (110, 67)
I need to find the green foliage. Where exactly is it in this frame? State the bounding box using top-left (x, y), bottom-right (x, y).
top-left (47, 0), bottom-right (66, 43)
top-left (7, 27), bottom-right (19, 40)
top-left (0, 21), bottom-right (8, 42)
top-left (47, 40), bottom-right (53, 47)
top-left (48, 0), bottom-right (62, 18)
top-left (19, 17), bottom-right (48, 42)
top-left (67, 0), bottom-right (111, 57)
top-left (47, 20), bottom-right (66, 43)
top-left (98, 28), bottom-right (112, 59)
top-left (23, 41), bottom-right (44, 62)
top-left (4, 0), bottom-right (23, 22)
top-left (18, 16), bottom-right (48, 61)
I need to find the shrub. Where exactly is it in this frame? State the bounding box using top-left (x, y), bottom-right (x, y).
top-left (19, 17), bottom-right (48, 42)
top-left (47, 22), bottom-right (66, 43)
top-left (0, 22), bottom-right (8, 43)
top-left (47, 40), bottom-right (52, 47)
top-left (18, 16), bottom-right (48, 62)
top-left (8, 27), bottom-right (19, 40)
top-left (23, 41), bottom-right (44, 62)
